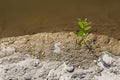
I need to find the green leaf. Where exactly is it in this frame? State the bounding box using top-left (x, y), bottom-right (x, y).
top-left (74, 31), bottom-right (84, 36)
top-left (78, 20), bottom-right (83, 29)
top-left (84, 26), bottom-right (91, 31)
top-left (78, 36), bottom-right (85, 45)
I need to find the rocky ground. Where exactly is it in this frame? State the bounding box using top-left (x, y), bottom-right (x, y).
top-left (0, 32), bottom-right (120, 80)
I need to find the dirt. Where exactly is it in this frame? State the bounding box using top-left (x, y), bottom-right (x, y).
top-left (0, 0), bottom-right (120, 71)
top-left (0, 0), bottom-right (120, 39)
top-left (0, 32), bottom-right (120, 69)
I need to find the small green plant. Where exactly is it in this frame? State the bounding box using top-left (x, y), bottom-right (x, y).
top-left (74, 18), bottom-right (91, 45)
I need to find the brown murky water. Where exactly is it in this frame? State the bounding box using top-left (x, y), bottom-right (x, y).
top-left (0, 0), bottom-right (120, 39)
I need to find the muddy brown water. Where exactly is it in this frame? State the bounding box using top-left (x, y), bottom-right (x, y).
top-left (0, 0), bottom-right (120, 39)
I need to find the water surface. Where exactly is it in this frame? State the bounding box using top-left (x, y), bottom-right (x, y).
top-left (0, 0), bottom-right (120, 39)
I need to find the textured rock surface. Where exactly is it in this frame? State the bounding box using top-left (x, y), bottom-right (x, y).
top-left (0, 32), bottom-right (120, 80)
top-left (0, 52), bottom-right (120, 80)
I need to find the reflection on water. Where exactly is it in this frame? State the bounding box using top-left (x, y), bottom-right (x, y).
top-left (0, 0), bottom-right (120, 39)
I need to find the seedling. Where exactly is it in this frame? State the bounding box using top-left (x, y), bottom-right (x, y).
top-left (74, 18), bottom-right (91, 45)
